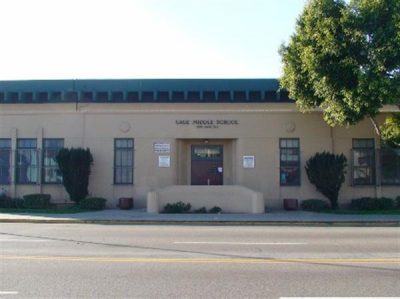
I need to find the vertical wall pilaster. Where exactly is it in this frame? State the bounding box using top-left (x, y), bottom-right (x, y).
top-left (36, 127), bottom-right (43, 194)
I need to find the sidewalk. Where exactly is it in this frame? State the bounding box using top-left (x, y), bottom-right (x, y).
top-left (0, 209), bottom-right (399, 225)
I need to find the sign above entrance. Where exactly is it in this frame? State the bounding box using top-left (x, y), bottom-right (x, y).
top-left (176, 119), bottom-right (239, 129)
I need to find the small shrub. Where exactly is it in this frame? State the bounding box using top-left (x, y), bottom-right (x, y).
top-left (78, 197), bottom-right (106, 211)
top-left (0, 195), bottom-right (23, 208)
top-left (22, 193), bottom-right (51, 209)
top-left (162, 201), bottom-right (191, 213)
top-left (301, 199), bottom-right (329, 212)
top-left (193, 207), bottom-right (207, 213)
top-left (350, 197), bottom-right (394, 211)
top-left (395, 196), bottom-right (400, 208)
top-left (208, 206), bottom-right (222, 214)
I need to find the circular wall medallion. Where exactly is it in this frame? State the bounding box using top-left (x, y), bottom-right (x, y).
top-left (119, 121), bottom-right (131, 133)
top-left (285, 121), bottom-right (296, 133)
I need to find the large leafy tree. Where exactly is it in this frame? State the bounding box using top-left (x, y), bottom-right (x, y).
top-left (280, 0), bottom-right (400, 146)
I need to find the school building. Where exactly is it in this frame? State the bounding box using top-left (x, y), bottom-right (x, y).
top-left (0, 79), bottom-right (398, 212)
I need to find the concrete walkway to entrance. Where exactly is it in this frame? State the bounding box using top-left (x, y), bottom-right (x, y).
top-left (0, 209), bottom-right (399, 225)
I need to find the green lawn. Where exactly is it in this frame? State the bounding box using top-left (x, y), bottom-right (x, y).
top-left (321, 209), bottom-right (400, 215)
top-left (0, 206), bottom-right (91, 214)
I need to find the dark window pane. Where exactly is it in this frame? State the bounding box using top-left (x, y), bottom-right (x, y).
top-left (172, 91), bottom-right (184, 101)
top-left (233, 91), bottom-right (246, 101)
top-left (114, 139), bottom-right (134, 184)
top-left (16, 139), bottom-right (38, 184)
top-left (126, 92), bottom-right (139, 102)
top-left (65, 92), bottom-right (78, 101)
top-left (96, 92), bottom-right (109, 102)
top-left (280, 138), bottom-right (300, 186)
top-left (187, 91), bottom-right (201, 101)
top-left (157, 91), bottom-right (169, 101)
top-left (203, 91), bottom-right (215, 101)
top-left (0, 139), bottom-right (11, 184)
top-left (111, 92), bottom-right (124, 102)
top-left (141, 91), bottom-right (154, 101)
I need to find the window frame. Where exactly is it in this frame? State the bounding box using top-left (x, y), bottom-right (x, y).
top-left (42, 138), bottom-right (64, 184)
top-left (351, 138), bottom-right (376, 186)
top-left (16, 138), bottom-right (38, 185)
top-left (279, 138), bottom-right (301, 186)
top-left (380, 145), bottom-right (400, 186)
top-left (0, 139), bottom-right (12, 185)
top-left (114, 138), bottom-right (134, 185)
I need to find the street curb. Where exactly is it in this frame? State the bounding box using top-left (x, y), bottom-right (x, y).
top-left (0, 219), bottom-right (399, 226)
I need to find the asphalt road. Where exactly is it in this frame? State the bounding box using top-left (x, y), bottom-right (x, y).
top-left (0, 224), bottom-right (399, 298)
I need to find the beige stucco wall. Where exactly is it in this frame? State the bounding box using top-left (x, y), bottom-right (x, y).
top-left (0, 102), bottom-right (398, 209)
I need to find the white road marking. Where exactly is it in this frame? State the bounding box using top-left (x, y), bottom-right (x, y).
top-left (174, 241), bottom-right (307, 245)
top-left (0, 291), bottom-right (18, 295)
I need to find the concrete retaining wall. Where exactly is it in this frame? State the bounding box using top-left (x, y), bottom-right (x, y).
top-left (147, 185), bottom-right (264, 214)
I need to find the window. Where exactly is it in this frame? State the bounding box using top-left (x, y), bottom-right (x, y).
top-left (218, 91), bottom-right (230, 101)
top-left (233, 91), bottom-right (246, 101)
top-left (50, 92), bottom-right (62, 102)
top-left (37, 92), bottom-right (49, 102)
top-left (96, 92), bottom-right (109, 102)
top-left (280, 138), bottom-right (300, 185)
top-left (172, 91), bottom-right (184, 101)
top-left (111, 92), bottom-right (124, 102)
top-left (126, 92), bottom-right (139, 102)
top-left (380, 146), bottom-right (400, 185)
top-left (249, 91), bottom-right (262, 101)
top-left (352, 139), bottom-right (375, 185)
top-left (16, 139), bottom-right (38, 184)
top-left (7, 92), bottom-right (19, 102)
top-left (141, 91), bottom-right (154, 101)
top-left (42, 139), bottom-right (64, 184)
top-left (81, 92), bottom-right (93, 102)
top-left (21, 92), bottom-right (33, 102)
top-left (0, 139), bottom-right (11, 184)
top-left (203, 91), bottom-right (215, 101)
top-left (187, 91), bottom-right (201, 101)
top-left (114, 139), bottom-right (134, 184)
top-left (65, 92), bottom-right (78, 101)
top-left (157, 91), bottom-right (169, 101)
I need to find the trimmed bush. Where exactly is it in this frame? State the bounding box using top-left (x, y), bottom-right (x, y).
top-left (395, 196), bottom-right (400, 208)
top-left (0, 195), bottom-right (23, 209)
top-left (305, 152), bottom-right (347, 209)
top-left (162, 201), bottom-right (192, 213)
top-left (22, 193), bottom-right (51, 209)
top-left (193, 207), bottom-right (207, 213)
top-left (208, 206), bottom-right (222, 214)
top-left (56, 148), bottom-right (93, 204)
top-left (78, 197), bottom-right (106, 211)
top-left (301, 199), bottom-right (330, 212)
top-left (350, 197), bottom-right (394, 211)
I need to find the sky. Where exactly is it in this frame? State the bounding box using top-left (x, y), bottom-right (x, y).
top-left (0, 0), bottom-right (308, 80)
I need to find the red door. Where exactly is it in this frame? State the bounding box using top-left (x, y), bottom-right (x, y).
top-left (191, 145), bottom-right (223, 185)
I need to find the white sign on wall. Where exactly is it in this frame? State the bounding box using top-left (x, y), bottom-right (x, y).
top-left (154, 143), bottom-right (170, 154)
top-left (158, 155), bottom-right (170, 168)
top-left (243, 156), bottom-right (255, 168)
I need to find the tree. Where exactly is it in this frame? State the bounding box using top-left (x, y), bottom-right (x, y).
top-left (280, 0), bottom-right (400, 146)
top-left (305, 152), bottom-right (347, 209)
top-left (56, 148), bottom-right (93, 204)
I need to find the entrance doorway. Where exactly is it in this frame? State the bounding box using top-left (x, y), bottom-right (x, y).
top-left (191, 145), bottom-right (223, 185)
